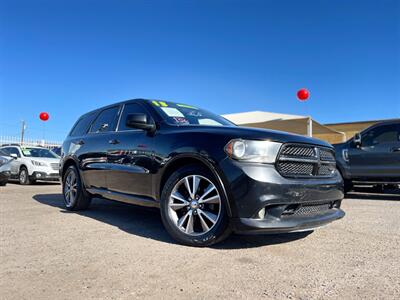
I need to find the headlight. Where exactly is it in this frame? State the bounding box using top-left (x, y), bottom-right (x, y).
top-left (0, 157), bottom-right (7, 166)
top-left (225, 139), bottom-right (282, 163)
top-left (31, 160), bottom-right (47, 166)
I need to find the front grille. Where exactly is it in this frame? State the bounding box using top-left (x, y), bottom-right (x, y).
top-left (294, 202), bottom-right (332, 216)
top-left (50, 163), bottom-right (60, 171)
top-left (318, 164), bottom-right (335, 176)
top-left (276, 144), bottom-right (336, 178)
top-left (280, 145), bottom-right (315, 158)
top-left (278, 162), bottom-right (314, 176)
top-left (281, 202), bottom-right (332, 217)
top-left (319, 149), bottom-right (335, 161)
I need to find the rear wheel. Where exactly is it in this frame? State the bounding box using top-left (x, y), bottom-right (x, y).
top-left (62, 165), bottom-right (91, 210)
top-left (160, 164), bottom-right (231, 247)
top-left (19, 167), bottom-right (31, 185)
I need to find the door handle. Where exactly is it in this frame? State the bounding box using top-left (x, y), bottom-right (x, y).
top-left (392, 147), bottom-right (400, 152)
top-left (77, 139), bottom-right (85, 145)
top-left (109, 139), bottom-right (120, 145)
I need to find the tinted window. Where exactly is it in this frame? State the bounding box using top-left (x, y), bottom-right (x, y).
top-left (0, 148), bottom-right (9, 156)
top-left (21, 147), bottom-right (58, 158)
top-left (118, 103), bottom-right (152, 131)
top-left (70, 112), bottom-right (97, 137)
top-left (363, 124), bottom-right (400, 147)
top-left (8, 147), bottom-right (21, 157)
top-left (150, 100), bottom-right (235, 127)
top-left (90, 106), bottom-right (120, 133)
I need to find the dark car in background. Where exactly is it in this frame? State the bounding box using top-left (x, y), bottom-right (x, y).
top-left (60, 99), bottom-right (344, 246)
top-left (334, 120), bottom-right (400, 193)
top-left (0, 149), bottom-right (12, 186)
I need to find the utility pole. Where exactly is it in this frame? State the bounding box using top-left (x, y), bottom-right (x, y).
top-left (307, 116), bottom-right (313, 137)
top-left (20, 120), bottom-right (26, 145)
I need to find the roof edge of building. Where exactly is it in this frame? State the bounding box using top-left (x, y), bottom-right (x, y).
top-left (324, 118), bottom-right (399, 126)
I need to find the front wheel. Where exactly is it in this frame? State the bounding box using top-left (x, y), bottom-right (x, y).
top-left (160, 165), bottom-right (231, 247)
top-left (62, 165), bottom-right (91, 210)
top-left (19, 167), bottom-right (32, 185)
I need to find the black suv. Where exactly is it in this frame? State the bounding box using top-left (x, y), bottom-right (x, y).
top-left (334, 120), bottom-right (400, 193)
top-left (60, 99), bottom-right (344, 246)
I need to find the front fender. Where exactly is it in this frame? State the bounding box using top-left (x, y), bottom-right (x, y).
top-left (155, 152), bottom-right (233, 217)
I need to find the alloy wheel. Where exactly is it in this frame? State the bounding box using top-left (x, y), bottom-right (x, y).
top-left (167, 175), bottom-right (221, 236)
top-left (64, 171), bottom-right (78, 207)
top-left (19, 170), bottom-right (27, 184)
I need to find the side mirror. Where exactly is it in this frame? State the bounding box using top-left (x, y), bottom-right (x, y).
top-left (126, 113), bottom-right (156, 132)
top-left (10, 154), bottom-right (18, 159)
top-left (354, 132), bottom-right (362, 147)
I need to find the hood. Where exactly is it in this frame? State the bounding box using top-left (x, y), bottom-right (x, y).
top-left (28, 157), bottom-right (60, 163)
top-left (170, 125), bottom-right (333, 148)
top-left (333, 142), bottom-right (346, 148)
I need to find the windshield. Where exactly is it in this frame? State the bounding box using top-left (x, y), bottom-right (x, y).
top-left (150, 101), bottom-right (235, 127)
top-left (21, 147), bottom-right (59, 158)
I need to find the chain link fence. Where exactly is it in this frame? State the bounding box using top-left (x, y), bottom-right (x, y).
top-left (0, 135), bottom-right (62, 149)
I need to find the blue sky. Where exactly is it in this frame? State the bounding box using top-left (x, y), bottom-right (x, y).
top-left (1, 0), bottom-right (399, 141)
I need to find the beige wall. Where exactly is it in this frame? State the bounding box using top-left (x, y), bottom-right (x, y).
top-left (243, 120), bottom-right (345, 145)
top-left (313, 133), bottom-right (345, 145)
top-left (325, 121), bottom-right (378, 141)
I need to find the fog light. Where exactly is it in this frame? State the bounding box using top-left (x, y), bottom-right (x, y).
top-left (36, 173), bottom-right (42, 178)
top-left (257, 208), bottom-right (266, 219)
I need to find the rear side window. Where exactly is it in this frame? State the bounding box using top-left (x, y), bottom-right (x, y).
top-left (118, 103), bottom-right (152, 131)
top-left (70, 112), bottom-right (97, 137)
top-left (90, 106), bottom-right (120, 133)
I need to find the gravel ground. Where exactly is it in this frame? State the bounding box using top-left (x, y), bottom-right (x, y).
top-left (1, 182), bottom-right (399, 299)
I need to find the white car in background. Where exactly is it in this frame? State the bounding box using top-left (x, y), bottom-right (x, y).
top-left (0, 145), bottom-right (60, 185)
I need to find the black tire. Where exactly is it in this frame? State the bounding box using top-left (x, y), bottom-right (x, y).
top-left (343, 179), bottom-right (353, 194)
top-left (62, 165), bottom-right (92, 211)
top-left (19, 167), bottom-right (32, 185)
top-left (160, 164), bottom-right (231, 247)
top-left (0, 181), bottom-right (7, 186)
top-left (372, 184), bottom-right (384, 193)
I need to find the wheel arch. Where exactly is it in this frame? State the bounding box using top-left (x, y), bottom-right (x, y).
top-left (19, 164), bottom-right (31, 175)
top-left (61, 157), bottom-right (79, 180)
top-left (157, 154), bottom-right (233, 217)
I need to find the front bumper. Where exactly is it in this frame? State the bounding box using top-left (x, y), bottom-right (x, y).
top-left (0, 170), bottom-right (11, 182)
top-left (31, 171), bottom-right (60, 181)
top-left (232, 207), bottom-right (345, 234)
top-left (219, 159), bottom-right (345, 234)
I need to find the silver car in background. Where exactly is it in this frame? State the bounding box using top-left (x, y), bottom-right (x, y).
top-left (0, 149), bottom-right (12, 186)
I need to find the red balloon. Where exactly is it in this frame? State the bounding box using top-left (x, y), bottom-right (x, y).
top-left (297, 88), bottom-right (310, 101)
top-left (39, 112), bottom-right (49, 121)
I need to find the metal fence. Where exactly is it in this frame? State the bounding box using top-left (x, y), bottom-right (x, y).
top-left (0, 135), bottom-right (62, 149)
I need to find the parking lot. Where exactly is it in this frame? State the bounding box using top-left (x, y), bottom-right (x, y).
top-left (0, 183), bottom-right (399, 299)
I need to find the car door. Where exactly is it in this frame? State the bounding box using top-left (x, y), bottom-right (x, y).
top-left (348, 123), bottom-right (400, 179)
top-left (105, 102), bottom-right (154, 197)
top-left (6, 147), bottom-right (22, 176)
top-left (77, 106), bottom-right (122, 189)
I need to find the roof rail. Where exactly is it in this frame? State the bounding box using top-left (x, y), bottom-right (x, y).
top-left (1, 143), bottom-right (21, 147)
